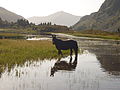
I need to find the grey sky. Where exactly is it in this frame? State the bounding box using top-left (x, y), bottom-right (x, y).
top-left (0, 0), bottom-right (105, 18)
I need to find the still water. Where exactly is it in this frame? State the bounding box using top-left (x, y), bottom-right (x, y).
top-left (0, 38), bottom-right (120, 90)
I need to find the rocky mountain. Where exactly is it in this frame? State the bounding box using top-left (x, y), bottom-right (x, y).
top-left (27, 11), bottom-right (81, 27)
top-left (73, 0), bottom-right (120, 32)
top-left (0, 7), bottom-right (24, 22)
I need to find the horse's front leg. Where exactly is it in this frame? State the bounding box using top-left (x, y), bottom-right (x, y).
top-left (58, 50), bottom-right (63, 56)
top-left (70, 49), bottom-right (73, 63)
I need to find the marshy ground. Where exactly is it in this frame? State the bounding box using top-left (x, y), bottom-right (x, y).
top-left (0, 34), bottom-right (120, 90)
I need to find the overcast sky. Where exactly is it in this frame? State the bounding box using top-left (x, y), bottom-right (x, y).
top-left (0, 0), bottom-right (105, 18)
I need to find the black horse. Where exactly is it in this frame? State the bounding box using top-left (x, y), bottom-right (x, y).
top-left (52, 35), bottom-right (78, 60)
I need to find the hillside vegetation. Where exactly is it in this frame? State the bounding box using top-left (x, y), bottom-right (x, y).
top-left (0, 7), bottom-right (24, 22)
top-left (73, 0), bottom-right (120, 32)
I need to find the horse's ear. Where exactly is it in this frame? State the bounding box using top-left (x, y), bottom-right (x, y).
top-left (52, 34), bottom-right (56, 38)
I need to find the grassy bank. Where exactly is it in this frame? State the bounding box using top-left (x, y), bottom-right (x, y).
top-left (0, 33), bottom-right (25, 39)
top-left (64, 30), bottom-right (120, 40)
top-left (0, 28), bottom-right (37, 34)
top-left (0, 39), bottom-right (69, 66)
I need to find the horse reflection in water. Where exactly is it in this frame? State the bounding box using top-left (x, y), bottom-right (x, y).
top-left (50, 57), bottom-right (78, 76)
top-left (51, 35), bottom-right (78, 76)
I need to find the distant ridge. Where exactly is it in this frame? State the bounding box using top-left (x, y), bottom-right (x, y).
top-left (0, 7), bottom-right (24, 22)
top-left (73, 0), bottom-right (120, 32)
top-left (27, 11), bottom-right (81, 26)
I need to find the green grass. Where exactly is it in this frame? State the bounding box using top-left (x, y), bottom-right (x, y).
top-left (64, 30), bottom-right (120, 40)
top-left (0, 33), bottom-right (23, 37)
top-left (0, 28), bottom-right (37, 34)
top-left (0, 39), bottom-right (69, 67)
top-left (0, 33), bottom-right (26, 39)
top-left (71, 33), bottom-right (120, 40)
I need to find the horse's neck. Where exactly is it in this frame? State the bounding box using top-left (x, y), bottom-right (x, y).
top-left (55, 38), bottom-right (62, 42)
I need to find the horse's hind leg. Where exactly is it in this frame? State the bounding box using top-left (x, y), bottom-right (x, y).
top-left (74, 48), bottom-right (78, 60)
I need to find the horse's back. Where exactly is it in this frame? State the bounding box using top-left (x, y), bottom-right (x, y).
top-left (61, 40), bottom-right (78, 49)
top-left (54, 38), bottom-right (78, 50)
top-left (66, 40), bottom-right (78, 47)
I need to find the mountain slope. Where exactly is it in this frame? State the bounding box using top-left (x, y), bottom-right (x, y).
top-left (0, 7), bottom-right (24, 22)
top-left (27, 11), bottom-right (81, 26)
top-left (73, 0), bottom-right (120, 32)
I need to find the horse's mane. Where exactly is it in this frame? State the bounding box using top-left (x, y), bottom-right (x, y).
top-left (55, 38), bottom-right (63, 42)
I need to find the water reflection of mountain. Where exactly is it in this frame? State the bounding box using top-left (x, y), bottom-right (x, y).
top-left (78, 39), bottom-right (120, 76)
top-left (97, 55), bottom-right (120, 76)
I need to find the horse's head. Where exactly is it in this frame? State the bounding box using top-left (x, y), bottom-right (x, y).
top-left (52, 34), bottom-right (56, 44)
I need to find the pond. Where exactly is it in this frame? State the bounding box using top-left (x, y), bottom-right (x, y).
top-left (0, 37), bottom-right (120, 90)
